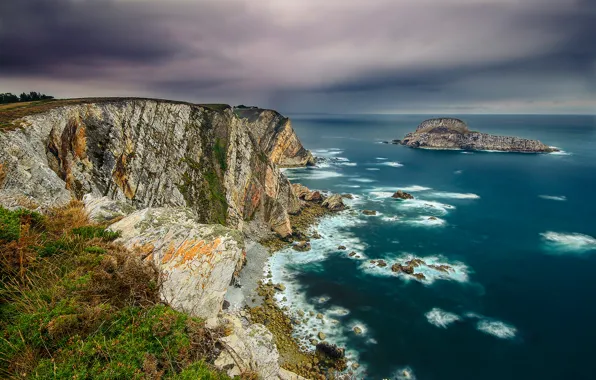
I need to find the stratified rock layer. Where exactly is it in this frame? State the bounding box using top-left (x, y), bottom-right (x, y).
top-left (398, 118), bottom-right (557, 153)
top-left (0, 99), bottom-right (310, 236)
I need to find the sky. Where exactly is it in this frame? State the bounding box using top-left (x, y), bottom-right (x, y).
top-left (0, 0), bottom-right (595, 114)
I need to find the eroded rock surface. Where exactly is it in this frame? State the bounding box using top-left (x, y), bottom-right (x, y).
top-left (0, 99), bottom-right (310, 236)
top-left (109, 207), bottom-right (245, 319)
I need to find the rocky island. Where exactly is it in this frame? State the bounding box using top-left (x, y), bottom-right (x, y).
top-left (394, 118), bottom-right (558, 153)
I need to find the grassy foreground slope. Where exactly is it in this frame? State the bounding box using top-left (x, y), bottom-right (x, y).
top-left (0, 202), bottom-right (231, 379)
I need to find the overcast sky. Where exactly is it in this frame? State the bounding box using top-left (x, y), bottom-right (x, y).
top-left (1, 0), bottom-right (594, 114)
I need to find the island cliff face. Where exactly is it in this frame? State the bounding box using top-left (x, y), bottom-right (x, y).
top-left (397, 118), bottom-right (557, 153)
top-left (0, 99), bottom-right (307, 237)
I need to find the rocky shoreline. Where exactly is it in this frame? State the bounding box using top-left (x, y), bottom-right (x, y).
top-left (394, 117), bottom-right (558, 153)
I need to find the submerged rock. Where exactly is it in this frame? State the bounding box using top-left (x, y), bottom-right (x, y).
top-left (362, 209), bottom-right (377, 215)
top-left (397, 118), bottom-right (558, 153)
top-left (392, 190), bottom-right (414, 200)
top-left (337, 245), bottom-right (347, 250)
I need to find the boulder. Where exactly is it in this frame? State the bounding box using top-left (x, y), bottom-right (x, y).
top-left (305, 190), bottom-right (323, 202)
top-left (362, 210), bottom-right (377, 216)
top-left (392, 190), bottom-right (414, 200)
top-left (274, 283), bottom-right (286, 291)
top-left (377, 260), bottom-right (387, 268)
top-left (391, 263), bottom-right (402, 273)
top-left (291, 183), bottom-right (311, 199)
top-left (353, 326), bottom-right (363, 335)
top-left (405, 258), bottom-right (426, 267)
top-left (315, 342), bottom-right (345, 360)
top-left (322, 194), bottom-right (346, 211)
top-left (337, 245), bottom-right (347, 250)
top-left (318, 331), bottom-right (326, 340)
top-left (293, 241), bottom-right (311, 252)
top-left (109, 207), bottom-right (244, 319)
top-left (214, 315), bottom-right (280, 379)
top-left (428, 216), bottom-right (438, 220)
top-left (413, 273), bottom-right (426, 281)
top-left (83, 194), bottom-right (135, 223)
top-left (348, 251), bottom-right (357, 257)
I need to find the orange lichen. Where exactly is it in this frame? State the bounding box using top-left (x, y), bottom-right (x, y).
top-left (160, 238), bottom-right (222, 268)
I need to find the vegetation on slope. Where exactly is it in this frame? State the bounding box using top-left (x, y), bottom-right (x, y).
top-left (0, 203), bottom-right (230, 379)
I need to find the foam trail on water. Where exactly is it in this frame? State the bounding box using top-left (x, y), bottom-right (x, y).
top-left (366, 168), bottom-right (380, 171)
top-left (540, 231), bottom-right (596, 254)
top-left (461, 151), bottom-right (474, 154)
top-left (425, 308), bottom-right (461, 328)
top-left (349, 178), bottom-right (377, 183)
top-left (549, 147), bottom-right (572, 156)
top-left (539, 195), bottom-right (567, 201)
top-left (393, 199), bottom-right (455, 215)
top-left (286, 169), bottom-right (343, 181)
top-left (381, 161), bottom-right (404, 168)
top-left (429, 191), bottom-right (480, 199)
top-left (476, 320), bottom-right (517, 339)
top-left (375, 157), bottom-right (388, 160)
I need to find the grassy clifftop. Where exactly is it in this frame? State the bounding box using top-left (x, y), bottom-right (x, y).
top-left (0, 98), bottom-right (231, 131)
top-left (0, 202), bottom-right (231, 379)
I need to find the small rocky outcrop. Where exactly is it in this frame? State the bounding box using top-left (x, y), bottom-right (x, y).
top-left (315, 342), bottom-right (345, 360)
top-left (397, 118), bottom-right (558, 153)
top-left (362, 210), bottom-right (377, 215)
top-left (337, 245), bottom-right (347, 250)
top-left (293, 241), bottom-right (311, 252)
top-left (392, 190), bottom-right (414, 200)
top-left (322, 194), bottom-right (346, 211)
top-left (109, 207), bottom-right (245, 319)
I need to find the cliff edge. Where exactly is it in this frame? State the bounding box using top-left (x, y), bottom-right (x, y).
top-left (396, 118), bottom-right (557, 153)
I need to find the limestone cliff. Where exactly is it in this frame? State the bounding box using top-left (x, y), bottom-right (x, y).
top-left (396, 118), bottom-right (557, 153)
top-left (234, 107), bottom-right (315, 167)
top-left (0, 98), bottom-right (309, 236)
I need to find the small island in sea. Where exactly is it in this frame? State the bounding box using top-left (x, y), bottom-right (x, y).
top-left (393, 118), bottom-right (558, 153)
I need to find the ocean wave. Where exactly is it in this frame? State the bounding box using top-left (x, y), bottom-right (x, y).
top-left (339, 162), bottom-right (357, 166)
top-left (549, 147), bottom-right (572, 156)
top-left (380, 161), bottom-right (404, 168)
top-left (476, 320), bottom-right (517, 339)
top-left (375, 157), bottom-right (388, 160)
top-left (369, 191), bottom-right (394, 199)
top-left (286, 169), bottom-right (344, 181)
top-left (539, 195), bottom-right (567, 201)
top-left (540, 231), bottom-right (596, 254)
top-left (393, 199), bottom-right (455, 215)
top-left (399, 185), bottom-right (432, 192)
top-left (461, 151), bottom-right (474, 154)
top-left (425, 308), bottom-right (461, 328)
top-left (349, 177), bottom-right (377, 183)
top-left (429, 191), bottom-right (480, 199)
top-left (407, 216), bottom-right (447, 227)
top-left (366, 168), bottom-right (380, 171)
top-left (454, 170), bottom-right (463, 175)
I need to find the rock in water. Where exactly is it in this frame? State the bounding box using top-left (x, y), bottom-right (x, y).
top-left (109, 207), bottom-right (244, 319)
top-left (322, 194), bottom-right (346, 211)
top-left (293, 241), bottom-right (311, 252)
top-left (315, 342), bottom-right (345, 360)
top-left (362, 209), bottom-right (377, 215)
top-left (397, 118), bottom-right (558, 153)
top-left (392, 190), bottom-right (414, 200)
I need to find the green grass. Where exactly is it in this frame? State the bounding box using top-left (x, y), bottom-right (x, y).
top-left (214, 138), bottom-right (227, 171)
top-left (0, 205), bottom-right (229, 379)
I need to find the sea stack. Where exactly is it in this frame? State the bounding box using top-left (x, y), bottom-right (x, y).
top-left (395, 118), bottom-right (558, 153)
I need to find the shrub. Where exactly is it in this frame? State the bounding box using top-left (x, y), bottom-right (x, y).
top-left (72, 226), bottom-right (121, 241)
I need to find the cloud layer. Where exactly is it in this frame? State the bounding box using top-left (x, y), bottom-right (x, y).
top-left (1, 0), bottom-right (594, 113)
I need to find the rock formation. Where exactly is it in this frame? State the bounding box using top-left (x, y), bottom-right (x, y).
top-left (0, 98), bottom-right (311, 237)
top-left (396, 118), bottom-right (558, 153)
top-left (392, 190), bottom-right (414, 200)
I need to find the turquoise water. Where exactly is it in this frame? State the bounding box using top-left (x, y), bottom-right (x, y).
top-left (269, 114), bottom-right (596, 379)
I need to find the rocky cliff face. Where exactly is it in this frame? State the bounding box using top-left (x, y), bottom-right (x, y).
top-left (234, 107), bottom-right (315, 167)
top-left (0, 99), bottom-right (309, 236)
top-left (398, 118), bottom-right (557, 153)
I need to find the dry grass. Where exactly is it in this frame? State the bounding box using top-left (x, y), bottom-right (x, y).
top-left (0, 97), bottom-right (231, 131)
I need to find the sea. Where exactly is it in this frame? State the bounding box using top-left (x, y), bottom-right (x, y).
top-left (266, 114), bottom-right (596, 380)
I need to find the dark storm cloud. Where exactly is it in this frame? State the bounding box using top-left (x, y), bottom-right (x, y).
top-left (1, 0), bottom-right (594, 113)
top-left (0, 0), bottom-right (185, 76)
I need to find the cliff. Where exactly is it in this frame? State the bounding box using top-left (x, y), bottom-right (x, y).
top-left (396, 118), bottom-right (557, 153)
top-left (0, 98), bottom-right (309, 237)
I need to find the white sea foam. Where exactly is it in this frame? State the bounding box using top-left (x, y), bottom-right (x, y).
top-left (381, 161), bottom-right (404, 168)
top-left (394, 366), bottom-right (417, 380)
top-left (328, 306), bottom-right (350, 316)
top-left (429, 191), bottom-right (480, 199)
top-left (549, 147), bottom-right (572, 156)
top-left (286, 170), bottom-right (343, 181)
top-left (425, 308), bottom-right (461, 328)
top-left (454, 170), bottom-right (463, 175)
top-left (394, 199), bottom-right (455, 215)
top-left (381, 216), bottom-right (401, 222)
top-left (399, 185), bottom-right (432, 192)
top-left (477, 320), bottom-right (517, 339)
top-left (407, 216), bottom-right (447, 227)
top-left (349, 177), bottom-right (377, 183)
top-left (366, 168), bottom-right (380, 171)
top-left (539, 195), bottom-right (567, 201)
top-left (461, 151), bottom-right (474, 154)
top-left (369, 191), bottom-right (394, 199)
top-left (335, 157), bottom-right (350, 162)
top-left (339, 162), bottom-right (357, 166)
top-left (336, 184), bottom-right (361, 188)
top-left (376, 157), bottom-right (388, 160)
top-left (360, 254), bottom-right (470, 285)
top-left (540, 231), bottom-right (596, 254)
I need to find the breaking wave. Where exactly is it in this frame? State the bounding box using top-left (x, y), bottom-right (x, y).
top-left (476, 320), bottom-right (517, 339)
top-left (425, 308), bottom-right (461, 328)
top-left (429, 192), bottom-right (480, 199)
top-left (540, 231), bottom-right (596, 254)
top-left (539, 195), bottom-right (567, 201)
